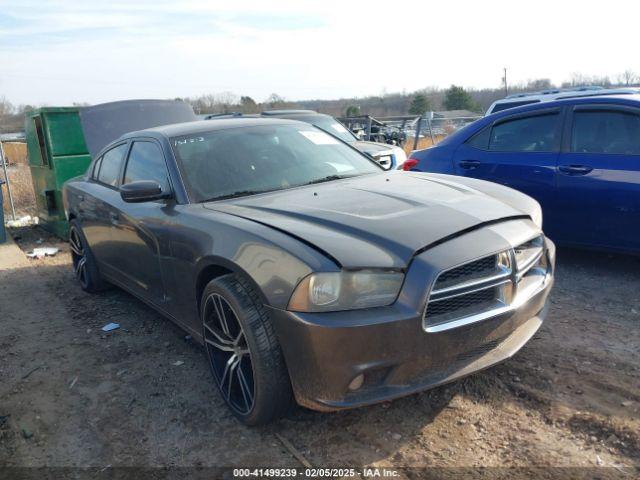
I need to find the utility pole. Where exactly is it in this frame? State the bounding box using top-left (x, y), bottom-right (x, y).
top-left (503, 67), bottom-right (508, 97)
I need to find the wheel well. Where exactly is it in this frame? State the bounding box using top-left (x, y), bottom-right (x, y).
top-left (196, 264), bottom-right (233, 309)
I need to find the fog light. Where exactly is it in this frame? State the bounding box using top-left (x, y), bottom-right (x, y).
top-left (348, 374), bottom-right (364, 391)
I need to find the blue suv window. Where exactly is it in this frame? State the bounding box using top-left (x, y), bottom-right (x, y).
top-left (571, 110), bottom-right (640, 155)
top-left (489, 113), bottom-right (559, 152)
top-left (466, 126), bottom-right (490, 150)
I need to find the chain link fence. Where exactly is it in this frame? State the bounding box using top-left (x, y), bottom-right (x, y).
top-left (338, 113), bottom-right (482, 155)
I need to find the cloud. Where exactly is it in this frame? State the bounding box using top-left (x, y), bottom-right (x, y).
top-left (1, 0), bottom-right (639, 105)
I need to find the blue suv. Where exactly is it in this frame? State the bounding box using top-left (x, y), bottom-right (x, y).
top-left (405, 95), bottom-right (640, 253)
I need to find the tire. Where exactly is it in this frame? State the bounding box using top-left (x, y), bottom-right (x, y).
top-left (68, 220), bottom-right (107, 293)
top-left (201, 274), bottom-right (293, 425)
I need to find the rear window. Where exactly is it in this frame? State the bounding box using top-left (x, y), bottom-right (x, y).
top-left (466, 126), bottom-right (491, 150)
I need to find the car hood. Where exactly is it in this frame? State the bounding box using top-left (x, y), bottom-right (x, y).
top-left (203, 171), bottom-right (532, 269)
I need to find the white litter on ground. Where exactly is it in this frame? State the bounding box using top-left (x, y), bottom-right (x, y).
top-left (6, 215), bottom-right (39, 228)
top-left (26, 247), bottom-right (59, 259)
top-left (101, 323), bottom-right (120, 332)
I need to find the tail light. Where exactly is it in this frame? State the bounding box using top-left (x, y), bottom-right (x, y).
top-left (402, 157), bottom-right (419, 171)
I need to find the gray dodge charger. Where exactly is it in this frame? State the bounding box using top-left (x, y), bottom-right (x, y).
top-left (63, 117), bottom-right (555, 425)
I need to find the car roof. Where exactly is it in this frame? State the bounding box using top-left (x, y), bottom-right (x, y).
top-left (502, 86), bottom-right (640, 100)
top-left (486, 94), bottom-right (640, 119)
top-left (437, 94), bottom-right (640, 147)
top-left (261, 109), bottom-right (319, 116)
top-left (486, 87), bottom-right (640, 115)
top-left (122, 117), bottom-right (303, 139)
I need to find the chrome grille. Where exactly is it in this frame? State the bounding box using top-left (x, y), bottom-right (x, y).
top-left (424, 235), bottom-right (549, 333)
top-left (435, 255), bottom-right (498, 289)
top-left (426, 287), bottom-right (498, 319)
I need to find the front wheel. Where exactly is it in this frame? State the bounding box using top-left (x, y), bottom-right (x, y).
top-left (201, 274), bottom-right (293, 425)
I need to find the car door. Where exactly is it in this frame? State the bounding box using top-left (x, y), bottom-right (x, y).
top-left (556, 104), bottom-right (640, 251)
top-left (452, 108), bottom-right (562, 234)
top-left (109, 139), bottom-right (174, 306)
top-left (80, 142), bottom-right (129, 278)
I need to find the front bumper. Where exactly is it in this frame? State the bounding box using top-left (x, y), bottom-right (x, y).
top-left (269, 223), bottom-right (556, 411)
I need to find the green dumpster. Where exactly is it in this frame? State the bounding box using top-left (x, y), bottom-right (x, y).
top-left (24, 100), bottom-right (197, 239)
top-left (25, 107), bottom-right (91, 238)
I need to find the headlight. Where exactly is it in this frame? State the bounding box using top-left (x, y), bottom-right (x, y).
top-left (288, 270), bottom-right (404, 312)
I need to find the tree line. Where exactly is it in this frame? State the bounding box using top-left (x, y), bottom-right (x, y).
top-left (1, 70), bottom-right (638, 133)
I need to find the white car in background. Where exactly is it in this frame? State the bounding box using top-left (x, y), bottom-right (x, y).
top-left (207, 110), bottom-right (407, 170)
top-left (486, 86), bottom-right (640, 115)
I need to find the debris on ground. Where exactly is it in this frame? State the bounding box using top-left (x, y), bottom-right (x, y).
top-left (21, 366), bottom-right (41, 380)
top-left (275, 433), bottom-right (313, 468)
top-left (172, 360), bottom-right (184, 366)
top-left (6, 215), bottom-right (39, 228)
top-left (101, 323), bottom-right (120, 332)
top-left (26, 247), bottom-right (59, 259)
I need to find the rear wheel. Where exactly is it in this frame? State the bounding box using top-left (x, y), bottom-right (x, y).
top-left (201, 274), bottom-right (292, 425)
top-left (69, 221), bottom-right (106, 293)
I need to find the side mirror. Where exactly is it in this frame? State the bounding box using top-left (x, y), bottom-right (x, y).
top-left (120, 181), bottom-right (171, 203)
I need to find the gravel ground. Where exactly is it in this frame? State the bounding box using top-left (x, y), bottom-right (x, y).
top-left (0, 226), bottom-right (638, 479)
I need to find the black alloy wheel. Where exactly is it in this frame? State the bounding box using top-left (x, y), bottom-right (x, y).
top-left (69, 224), bottom-right (89, 290)
top-left (201, 274), bottom-right (293, 425)
top-left (203, 292), bottom-right (255, 415)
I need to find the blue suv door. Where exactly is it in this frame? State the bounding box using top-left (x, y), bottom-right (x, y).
top-left (452, 108), bottom-right (562, 234)
top-left (556, 103), bottom-right (640, 251)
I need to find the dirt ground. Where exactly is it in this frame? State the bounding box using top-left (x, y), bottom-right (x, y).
top-left (0, 226), bottom-right (638, 479)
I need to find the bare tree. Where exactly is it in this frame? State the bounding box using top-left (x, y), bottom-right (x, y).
top-left (240, 96), bottom-right (259, 113)
top-left (526, 78), bottom-right (553, 90)
top-left (617, 70), bottom-right (638, 86)
top-left (0, 96), bottom-right (14, 116)
top-left (265, 93), bottom-right (287, 108)
top-left (563, 73), bottom-right (612, 88)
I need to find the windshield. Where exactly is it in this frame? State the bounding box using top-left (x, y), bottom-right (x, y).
top-left (294, 115), bottom-right (357, 143)
top-left (171, 124), bottom-right (381, 202)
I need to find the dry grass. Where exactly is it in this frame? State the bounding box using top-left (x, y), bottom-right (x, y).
top-left (2, 142), bottom-right (28, 165)
top-left (403, 134), bottom-right (447, 155)
top-left (2, 142), bottom-right (36, 218)
top-left (2, 164), bottom-right (36, 218)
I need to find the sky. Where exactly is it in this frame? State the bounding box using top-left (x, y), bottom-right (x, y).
top-left (1, 0), bottom-right (639, 106)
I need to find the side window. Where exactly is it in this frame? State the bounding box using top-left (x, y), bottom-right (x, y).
top-left (123, 141), bottom-right (170, 192)
top-left (571, 110), bottom-right (640, 155)
top-left (489, 113), bottom-right (559, 152)
top-left (466, 126), bottom-right (491, 150)
top-left (97, 144), bottom-right (128, 187)
top-left (92, 156), bottom-right (103, 179)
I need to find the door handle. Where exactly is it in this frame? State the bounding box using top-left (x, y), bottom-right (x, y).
top-left (459, 160), bottom-right (481, 170)
top-left (109, 212), bottom-right (119, 223)
top-left (559, 165), bottom-right (593, 175)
